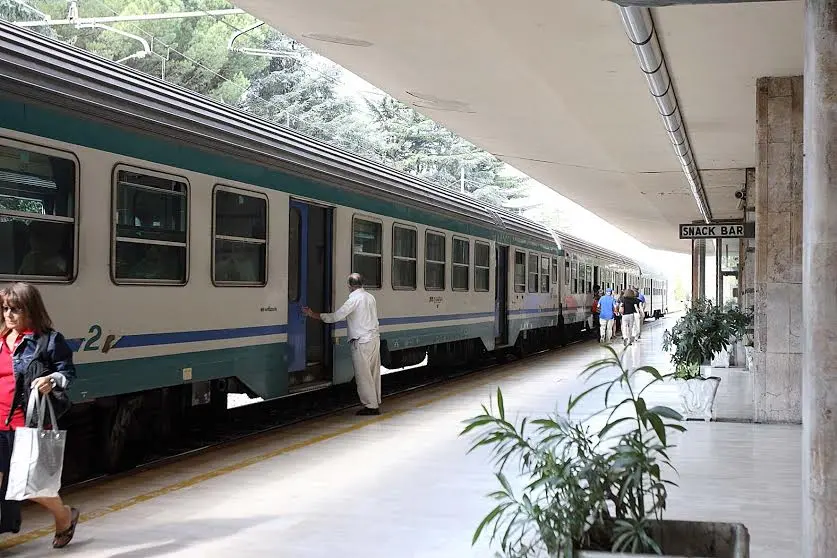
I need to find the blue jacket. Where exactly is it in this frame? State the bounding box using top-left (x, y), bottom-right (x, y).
top-left (6, 329), bottom-right (76, 427)
top-left (598, 295), bottom-right (616, 320)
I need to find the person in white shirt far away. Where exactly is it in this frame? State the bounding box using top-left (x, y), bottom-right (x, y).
top-left (303, 273), bottom-right (382, 415)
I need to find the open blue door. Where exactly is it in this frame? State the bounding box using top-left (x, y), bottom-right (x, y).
top-left (288, 201), bottom-right (308, 373)
top-left (494, 245), bottom-right (509, 345)
top-left (287, 200), bottom-right (333, 389)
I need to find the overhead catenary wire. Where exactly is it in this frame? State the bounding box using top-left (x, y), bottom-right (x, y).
top-left (5, 0), bottom-right (513, 196)
top-left (74, 0), bottom-right (391, 159)
top-left (139, 2), bottom-right (511, 193)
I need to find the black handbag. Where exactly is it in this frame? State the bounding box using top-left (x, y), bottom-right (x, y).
top-left (23, 333), bottom-right (72, 423)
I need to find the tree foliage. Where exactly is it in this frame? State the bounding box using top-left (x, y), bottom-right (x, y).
top-left (366, 97), bottom-right (525, 206)
top-left (1, 0), bottom-right (524, 207)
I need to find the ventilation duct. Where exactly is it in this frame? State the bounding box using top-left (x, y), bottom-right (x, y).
top-left (618, 6), bottom-right (712, 223)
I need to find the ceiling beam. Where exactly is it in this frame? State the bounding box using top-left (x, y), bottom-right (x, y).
top-left (610, 0), bottom-right (788, 5)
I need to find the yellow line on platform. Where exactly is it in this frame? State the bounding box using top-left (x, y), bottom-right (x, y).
top-left (0, 351), bottom-right (546, 550)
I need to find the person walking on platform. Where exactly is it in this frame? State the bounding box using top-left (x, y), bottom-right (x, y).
top-left (614, 289), bottom-right (624, 340)
top-left (597, 288), bottom-right (617, 344)
top-left (619, 288), bottom-right (641, 347)
top-left (303, 273), bottom-right (382, 416)
top-left (591, 285), bottom-right (601, 333)
top-left (634, 287), bottom-right (646, 340)
top-left (0, 283), bottom-right (79, 548)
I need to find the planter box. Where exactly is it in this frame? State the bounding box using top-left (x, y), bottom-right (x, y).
top-left (579, 520), bottom-right (749, 557)
top-left (711, 348), bottom-right (730, 368)
top-left (675, 374), bottom-right (721, 421)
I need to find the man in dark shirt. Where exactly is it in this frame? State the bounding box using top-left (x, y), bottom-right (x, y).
top-left (619, 289), bottom-right (641, 347)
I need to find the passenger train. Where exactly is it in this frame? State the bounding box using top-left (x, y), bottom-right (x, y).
top-left (0, 22), bottom-right (666, 471)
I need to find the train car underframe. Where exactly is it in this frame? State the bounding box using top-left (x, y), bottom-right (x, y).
top-left (62, 317), bottom-right (598, 480)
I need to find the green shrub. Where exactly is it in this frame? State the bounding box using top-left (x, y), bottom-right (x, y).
top-left (661, 298), bottom-right (738, 379)
top-left (461, 346), bottom-right (684, 556)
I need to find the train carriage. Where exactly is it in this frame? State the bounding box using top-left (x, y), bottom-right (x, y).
top-left (0, 21), bottom-right (665, 473)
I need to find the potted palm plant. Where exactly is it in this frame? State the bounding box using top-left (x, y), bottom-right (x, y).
top-left (460, 346), bottom-right (749, 556)
top-left (661, 299), bottom-right (732, 421)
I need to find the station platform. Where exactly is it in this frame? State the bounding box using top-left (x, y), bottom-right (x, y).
top-left (0, 317), bottom-right (800, 557)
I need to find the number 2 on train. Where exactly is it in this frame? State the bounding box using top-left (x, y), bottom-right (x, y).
top-left (83, 324), bottom-right (102, 351)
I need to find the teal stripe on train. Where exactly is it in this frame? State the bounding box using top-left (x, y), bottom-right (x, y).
top-left (69, 321), bottom-right (496, 401)
top-left (70, 343), bottom-right (290, 402)
top-left (0, 98), bottom-right (559, 254)
top-left (508, 314), bottom-right (561, 348)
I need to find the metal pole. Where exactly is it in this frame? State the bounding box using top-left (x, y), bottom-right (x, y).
top-left (13, 9), bottom-right (246, 27)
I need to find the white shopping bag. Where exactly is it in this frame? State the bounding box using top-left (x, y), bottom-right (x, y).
top-left (6, 390), bottom-right (66, 501)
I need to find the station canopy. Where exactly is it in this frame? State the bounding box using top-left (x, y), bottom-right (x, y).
top-left (234, 0), bottom-right (803, 252)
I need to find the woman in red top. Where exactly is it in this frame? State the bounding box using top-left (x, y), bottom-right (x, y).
top-left (0, 282), bottom-right (79, 548)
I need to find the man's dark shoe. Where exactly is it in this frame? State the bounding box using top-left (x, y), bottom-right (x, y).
top-left (356, 407), bottom-right (381, 416)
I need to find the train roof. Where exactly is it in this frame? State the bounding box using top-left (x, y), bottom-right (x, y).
top-left (0, 22), bottom-right (559, 249)
top-left (553, 230), bottom-right (642, 272)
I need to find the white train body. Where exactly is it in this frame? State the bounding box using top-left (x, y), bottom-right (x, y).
top-left (0, 22), bottom-right (667, 470)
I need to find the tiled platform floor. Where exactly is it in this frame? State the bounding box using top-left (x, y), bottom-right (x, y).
top-left (0, 316), bottom-right (800, 557)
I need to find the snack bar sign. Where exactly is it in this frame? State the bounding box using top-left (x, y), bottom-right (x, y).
top-left (679, 222), bottom-right (755, 240)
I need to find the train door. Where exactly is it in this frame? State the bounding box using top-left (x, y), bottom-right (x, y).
top-left (287, 200), bottom-right (333, 391)
top-left (495, 245), bottom-right (509, 345)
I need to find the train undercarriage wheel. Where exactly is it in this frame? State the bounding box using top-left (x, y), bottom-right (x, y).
top-left (99, 395), bottom-right (144, 474)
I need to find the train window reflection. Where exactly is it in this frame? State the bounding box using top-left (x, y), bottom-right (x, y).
top-left (113, 168), bottom-right (188, 284)
top-left (392, 224), bottom-right (417, 290)
top-left (0, 142), bottom-right (76, 281)
top-left (452, 237), bottom-right (469, 291)
top-left (213, 188), bottom-right (267, 286)
top-left (514, 250), bottom-right (526, 293)
top-left (425, 231), bottom-right (446, 291)
top-left (474, 242), bottom-right (490, 292)
top-left (528, 254), bottom-right (538, 293)
top-left (352, 218), bottom-right (382, 288)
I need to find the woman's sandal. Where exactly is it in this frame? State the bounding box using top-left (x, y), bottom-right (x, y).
top-left (52, 507), bottom-right (79, 549)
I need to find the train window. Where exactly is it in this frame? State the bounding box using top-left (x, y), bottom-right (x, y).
top-left (528, 253), bottom-right (539, 293)
top-left (514, 250), bottom-right (526, 293)
top-left (540, 256), bottom-right (550, 293)
top-left (452, 237), bottom-right (470, 291)
top-left (551, 258), bottom-right (558, 284)
top-left (352, 218), bottom-right (382, 289)
top-left (213, 187), bottom-right (267, 286)
top-left (0, 142), bottom-right (76, 282)
top-left (113, 168), bottom-right (188, 284)
top-left (586, 265), bottom-right (592, 293)
top-left (572, 261), bottom-right (578, 294)
top-left (425, 231), bottom-right (446, 291)
top-left (392, 224), bottom-right (417, 290)
top-left (474, 242), bottom-right (490, 292)
top-left (564, 260), bottom-right (570, 286)
top-left (288, 208), bottom-right (301, 301)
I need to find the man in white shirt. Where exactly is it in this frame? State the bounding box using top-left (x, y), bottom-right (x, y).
top-left (303, 273), bottom-right (382, 415)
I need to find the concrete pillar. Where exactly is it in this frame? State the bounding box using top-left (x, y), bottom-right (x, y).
top-left (752, 75), bottom-right (803, 423)
top-left (691, 238), bottom-right (706, 304)
top-left (803, 0), bottom-right (837, 554)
